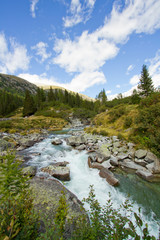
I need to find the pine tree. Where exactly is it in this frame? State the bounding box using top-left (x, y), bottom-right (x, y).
top-left (138, 65), bottom-right (154, 97)
top-left (23, 90), bottom-right (36, 117)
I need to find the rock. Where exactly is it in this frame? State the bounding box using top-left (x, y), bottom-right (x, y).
top-left (53, 161), bottom-right (69, 167)
top-left (30, 177), bottom-right (87, 238)
top-left (66, 136), bottom-right (85, 147)
top-left (0, 139), bottom-right (13, 151)
top-left (110, 156), bottom-right (118, 166)
top-left (76, 144), bottom-right (86, 150)
top-left (102, 160), bottom-right (113, 170)
top-left (145, 152), bottom-right (157, 163)
top-left (91, 162), bottom-right (103, 170)
top-left (51, 139), bottom-right (63, 145)
top-left (99, 168), bottom-right (119, 186)
top-left (113, 142), bottom-right (121, 148)
top-left (134, 158), bottom-right (147, 167)
top-left (119, 159), bottom-right (145, 173)
top-left (136, 170), bottom-right (154, 181)
top-left (135, 149), bottom-right (147, 159)
top-left (146, 162), bottom-right (154, 172)
top-left (128, 142), bottom-right (135, 149)
top-left (22, 166), bottom-right (37, 177)
top-left (41, 165), bottom-right (70, 181)
top-left (117, 154), bottom-right (128, 161)
top-left (153, 156), bottom-right (160, 174)
top-left (98, 146), bottom-right (111, 160)
top-left (97, 156), bottom-right (104, 163)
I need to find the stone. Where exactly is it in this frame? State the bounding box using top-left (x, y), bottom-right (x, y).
top-left (113, 142), bottom-right (121, 148)
top-left (110, 156), bottom-right (118, 166)
top-left (22, 166), bottom-right (37, 177)
top-left (91, 162), bottom-right (103, 170)
top-left (146, 163), bottom-right (154, 172)
top-left (30, 177), bottom-right (87, 239)
top-left (135, 149), bottom-right (147, 159)
top-left (76, 144), bottom-right (86, 150)
top-left (99, 168), bottom-right (119, 186)
top-left (102, 160), bottom-right (113, 169)
top-left (136, 170), bottom-right (154, 181)
top-left (128, 142), bottom-right (135, 149)
top-left (41, 165), bottom-right (70, 181)
top-left (145, 152), bottom-right (157, 163)
top-left (66, 136), bottom-right (85, 147)
top-left (153, 156), bottom-right (160, 174)
top-left (117, 154), bottom-right (128, 161)
top-left (0, 139), bottom-right (13, 151)
top-left (119, 159), bottom-right (145, 172)
top-left (134, 158), bottom-right (147, 167)
top-left (51, 139), bottom-right (63, 145)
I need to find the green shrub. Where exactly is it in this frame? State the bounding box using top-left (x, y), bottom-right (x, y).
top-left (99, 129), bottom-right (109, 136)
top-left (123, 116), bottom-right (132, 129)
top-left (0, 153), bottom-right (39, 240)
top-left (109, 105), bottom-right (127, 122)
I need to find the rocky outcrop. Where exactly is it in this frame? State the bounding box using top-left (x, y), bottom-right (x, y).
top-left (0, 139), bottom-right (14, 151)
top-left (41, 164), bottom-right (70, 181)
top-left (30, 177), bottom-right (88, 238)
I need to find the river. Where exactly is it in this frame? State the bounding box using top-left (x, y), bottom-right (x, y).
top-left (23, 131), bottom-right (160, 239)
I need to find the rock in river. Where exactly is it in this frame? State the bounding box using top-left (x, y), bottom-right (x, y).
top-left (41, 165), bottom-right (70, 181)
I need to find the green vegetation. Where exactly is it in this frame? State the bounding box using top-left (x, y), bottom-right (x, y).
top-left (0, 154), bottom-right (158, 240)
top-left (0, 90), bottom-right (23, 117)
top-left (0, 153), bottom-right (38, 240)
top-left (138, 65), bottom-right (154, 97)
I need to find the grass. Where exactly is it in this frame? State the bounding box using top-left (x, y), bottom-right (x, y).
top-left (0, 115), bottom-right (67, 134)
top-left (85, 104), bottom-right (139, 139)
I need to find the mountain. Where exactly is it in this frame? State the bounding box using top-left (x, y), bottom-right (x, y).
top-left (0, 73), bottom-right (38, 96)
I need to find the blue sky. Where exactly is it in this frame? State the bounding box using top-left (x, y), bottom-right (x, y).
top-left (0, 0), bottom-right (160, 99)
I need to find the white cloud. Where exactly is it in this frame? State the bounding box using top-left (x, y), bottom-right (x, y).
top-left (130, 74), bottom-right (140, 85)
top-left (53, 0), bottom-right (160, 93)
top-left (54, 31), bottom-right (118, 73)
top-left (19, 71), bottom-right (106, 93)
top-left (116, 84), bottom-right (120, 88)
top-left (63, 0), bottom-right (96, 27)
top-left (106, 90), bottom-right (111, 94)
top-left (64, 71), bottom-right (106, 92)
top-left (0, 33), bottom-right (30, 74)
top-left (30, 0), bottom-right (39, 18)
top-left (31, 42), bottom-right (51, 63)
top-left (126, 64), bottom-right (134, 75)
top-left (18, 73), bottom-right (59, 86)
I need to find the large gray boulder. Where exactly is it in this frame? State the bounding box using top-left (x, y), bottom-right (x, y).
top-left (30, 178), bottom-right (87, 238)
top-left (119, 159), bottom-right (145, 172)
top-left (66, 136), bottom-right (85, 147)
top-left (41, 165), bottom-right (70, 181)
top-left (145, 152), bottom-right (158, 163)
top-left (136, 170), bottom-right (154, 181)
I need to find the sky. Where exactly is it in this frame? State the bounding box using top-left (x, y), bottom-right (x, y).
top-left (0, 0), bottom-right (160, 99)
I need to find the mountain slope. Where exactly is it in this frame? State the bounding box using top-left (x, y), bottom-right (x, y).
top-left (0, 73), bottom-right (38, 96)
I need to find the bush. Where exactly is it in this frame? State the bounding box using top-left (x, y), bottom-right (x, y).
top-left (0, 153), bottom-right (38, 239)
top-left (109, 105), bottom-right (127, 122)
top-left (99, 129), bottom-right (109, 136)
top-left (123, 116), bottom-right (132, 129)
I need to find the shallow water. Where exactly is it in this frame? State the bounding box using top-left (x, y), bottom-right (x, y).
top-left (25, 133), bottom-right (160, 238)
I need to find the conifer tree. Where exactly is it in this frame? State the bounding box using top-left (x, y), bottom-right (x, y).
top-left (23, 90), bottom-right (36, 117)
top-left (138, 65), bottom-right (154, 97)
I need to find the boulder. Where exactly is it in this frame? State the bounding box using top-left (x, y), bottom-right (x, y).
top-left (153, 156), bottom-right (160, 174)
top-left (41, 165), bottom-right (70, 181)
top-left (136, 170), bottom-right (154, 181)
top-left (135, 149), bottom-right (147, 159)
top-left (91, 162), bottom-right (103, 170)
top-left (30, 178), bottom-right (87, 239)
top-left (146, 162), bottom-right (154, 172)
top-left (102, 160), bottom-right (113, 170)
top-left (134, 158), bottom-right (147, 167)
top-left (110, 156), bottom-right (118, 166)
top-left (117, 154), bottom-right (128, 161)
top-left (119, 159), bottom-right (145, 173)
top-left (22, 166), bottom-right (37, 177)
top-left (145, 152), bottom-right (158, 163)
top-left (51, 139), bottom-right (63, 145)
top-left (76, 144), bottom-right (86, 151)
top-left (66, 136), bottom-right (85, 147)
top-left (0, 139), bottom-right (13, 151)
top-left (99, 168), bottom-right (119, 186)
